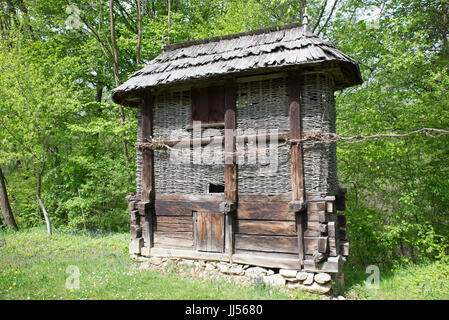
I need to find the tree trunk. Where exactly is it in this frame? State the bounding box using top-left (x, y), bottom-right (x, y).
top-left (0, 166), bottom-right (18, 230)
top-left (109, 0), bottom-right (129, 162)
top-left (441, 1), bottom-right (449, 60)
top-left (37, 161), bottom-right (51, 235)
top-left (136, 0), bottom-right (142, 66)
top-left (167, 0), bottom-right (171, 45)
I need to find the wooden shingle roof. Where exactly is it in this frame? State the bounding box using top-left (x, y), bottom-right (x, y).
top-left (112, 22), bottom-right (362, 105)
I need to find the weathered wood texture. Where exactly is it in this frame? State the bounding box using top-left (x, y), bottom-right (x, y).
top-left (139, 94), bottom-right (155, 250)
top-left (195, 212), bottom-right (225, 253)
top-left (191, 86), bottom-right (225, 125)
top-left (155, 200), bottom-right (220, 215)
top-left (140, 94), bottom-right (155, 202)
top-left (289, 71), bottom-right (306, 266)
top-left (236, 202), bottom-right (294, 220)
top-left (236, 220), bottom-right (296, 236)
top-left (224, 83), bottom-right (237, 257)
top-left (154, 231), bottom-right (194, 248)
top-left (157, 193), bottom-right (224, 202)
top-left (112, 23), bottom-right (362, 105)
top-left (289, 72), bottom-right (305, 202)
top-left (153, 216), bottom-right (193, 232)
top-left (224, 83), bottom-right (237, 203)
top-left (234, 234), bottom-right (298, 254)
top-left (150, 247), bottom-right (301, 269)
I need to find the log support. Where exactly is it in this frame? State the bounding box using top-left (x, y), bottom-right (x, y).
top-left (127, 92), bottom-right (156, 256)
top-left (289, 71), bottom-right (307, 266)
top-left (224, 81), bottom-right (237, 260)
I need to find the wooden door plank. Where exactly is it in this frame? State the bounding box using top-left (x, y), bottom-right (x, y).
top-left (210, 213), bottom-right (225, 253)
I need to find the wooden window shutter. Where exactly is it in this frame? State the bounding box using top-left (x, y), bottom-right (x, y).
top-left (191, 86), bottom-right (225, 125)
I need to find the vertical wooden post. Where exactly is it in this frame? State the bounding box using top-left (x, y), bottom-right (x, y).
top-left (289, 71), bottom-right (306, 266)
top-left (224, 81), bottom-right (237, 260)
top-left (140, 92), bottom-right (155, 251)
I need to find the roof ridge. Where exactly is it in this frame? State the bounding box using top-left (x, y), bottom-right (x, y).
top-left (163, 22), bottom-right (313, 52)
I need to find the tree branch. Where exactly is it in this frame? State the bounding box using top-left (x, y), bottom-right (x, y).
top-left (313, 0), bottom-right (328, 33)
top-left (318, 0), bottom-right (338, 35)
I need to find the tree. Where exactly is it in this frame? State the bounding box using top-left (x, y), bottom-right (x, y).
top-left (0, 166), bottom-right (18, 230)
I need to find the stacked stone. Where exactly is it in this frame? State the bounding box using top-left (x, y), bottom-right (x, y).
top-left (133, 256), bottom-right (336, 296)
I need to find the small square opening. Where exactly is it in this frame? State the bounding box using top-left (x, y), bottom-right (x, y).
top-left (208, 183), bottom-right (225, 194)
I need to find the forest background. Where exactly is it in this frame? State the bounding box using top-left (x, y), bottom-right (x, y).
top-left (0, 0), bottom-right (448, 269)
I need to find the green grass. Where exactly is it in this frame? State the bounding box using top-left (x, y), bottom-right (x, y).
top-left (0, 227), bottom-right (313, 300)
top-left (344, 262), bottom-right (449, 300)
top-left (1, 226), bottom-right (448, 300)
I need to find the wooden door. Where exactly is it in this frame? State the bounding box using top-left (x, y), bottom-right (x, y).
top-left (194, 212), bottom-right (224, 253)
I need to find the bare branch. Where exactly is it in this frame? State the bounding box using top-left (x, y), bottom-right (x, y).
top-left (313, 0), bottom-right (328, 33)
top-left (318, 0), bottom-right (338, 35)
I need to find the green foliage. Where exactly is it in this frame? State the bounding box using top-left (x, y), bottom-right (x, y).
top-left (0, 0), bottom-right (448, 269)
top-left (333, 0), bottom-right (449, 266)
top-left (344, 260), bottom-right (449, 300)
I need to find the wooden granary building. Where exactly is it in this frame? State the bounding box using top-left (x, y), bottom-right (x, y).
top-left (112, 20), bottom-right (362, 279)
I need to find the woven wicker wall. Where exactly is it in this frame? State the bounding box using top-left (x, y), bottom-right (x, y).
top-left (236, 76), bottom-right (291, 195)
top-left (300, 73), bottom-right (338, 194)
top-left (135, 72), bottom-right (338, 196)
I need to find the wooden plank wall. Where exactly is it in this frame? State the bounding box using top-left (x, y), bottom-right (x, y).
top-left (234, 196), bottom-right (298, 256)
top-left (151, 199), bottom-right (222, 250)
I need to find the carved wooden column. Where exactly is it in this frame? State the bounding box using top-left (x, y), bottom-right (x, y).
top-left (288, 71), bottom-right (307, 266)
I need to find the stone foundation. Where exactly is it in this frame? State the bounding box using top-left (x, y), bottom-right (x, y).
top-left (132, 255), bottom-right (343, 297)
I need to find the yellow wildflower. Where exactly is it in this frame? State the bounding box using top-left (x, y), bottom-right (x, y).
top-left (12, 283), bottom-right (16, 286)
top-left (9, 287), bottom-right (12, 290)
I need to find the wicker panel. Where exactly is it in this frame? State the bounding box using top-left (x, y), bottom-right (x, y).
top-left (237, 76), bottom-right (289, 131)
top-left (152, 90), bottom-right (224, 195)
top-left (136, 72), bottom-right (338, 196)
top-left (153, 91), bottom-right (191, 140)
top-left (301, 73), bottom-right (337, 194)
top-left (236, 73), bottom-right (337, 195)
top-left (300, 73), bottom-right (336, 133)
top-left (154, 146), bottom-right (225, 194)
top-left (237, 145), bottom-right (292, 195)
top-left (236, 75), bottom-right (291, 195)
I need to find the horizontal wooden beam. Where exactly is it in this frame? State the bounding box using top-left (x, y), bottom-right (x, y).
top-left (236, 202), bottom-right (294, 221)
top-left (155, 200), bottom-right (221, 215)
top-left (231, 251), bottom-right (301, 270)
top-left (236, 220), bottom-right (297, 236)
top-left (154, 192), bottom-right (338, 203)
top-left (234, 234), bottom-right (298, 254)
top-left (153, 216), bottom-right (193, 232)
top-left (149, 247), bottom-right (301, 270)
top-left (156, 193), bottom-right (224, 202)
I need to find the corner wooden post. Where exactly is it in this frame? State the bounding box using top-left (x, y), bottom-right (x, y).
top-left (140, 92), bottom-right (155, 251)
top-left (223, 81), bottom-right (237, 260)
top-left (288, 71), bottom-right (306, 266)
